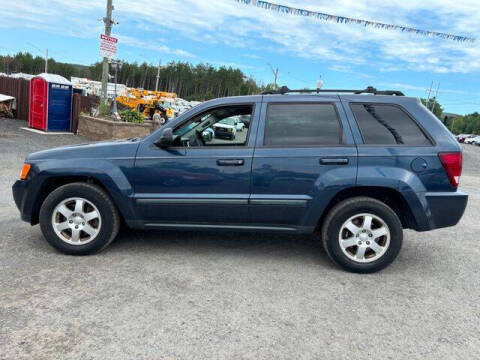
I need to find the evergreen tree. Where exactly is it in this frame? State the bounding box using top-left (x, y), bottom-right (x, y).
top-left (0, 52), bottom-right (263, 101)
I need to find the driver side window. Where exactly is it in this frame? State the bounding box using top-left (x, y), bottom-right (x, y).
top-left (173, 105), bottom-right (253, 147)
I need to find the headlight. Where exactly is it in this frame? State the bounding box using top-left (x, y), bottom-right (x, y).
top-left (228, 128), bottom-right (233, 133)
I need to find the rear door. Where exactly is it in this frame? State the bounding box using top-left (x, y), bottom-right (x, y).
top-left (250, 95), bottom-right (357, 230)
top-left (342, 98), bottom-right (446, 192)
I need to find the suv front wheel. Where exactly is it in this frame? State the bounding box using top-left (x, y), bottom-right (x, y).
top-left (321, 197), bottom-right (403, 273)
top-left (39, 183), bottom-right (120, 255)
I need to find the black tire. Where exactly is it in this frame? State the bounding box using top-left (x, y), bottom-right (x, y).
top-left (321, 197), bottom-right (403, 273)
top-left (39, 182), bottom-right (120, 255)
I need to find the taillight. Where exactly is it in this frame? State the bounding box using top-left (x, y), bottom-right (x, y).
top-left (438, 152), bottom-right (462, 188)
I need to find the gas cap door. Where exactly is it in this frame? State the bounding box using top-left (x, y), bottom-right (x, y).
top-left (411, 157), bottom-right (428, 172)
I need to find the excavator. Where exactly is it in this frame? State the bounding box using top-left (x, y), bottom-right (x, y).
top-left (116, 88), bottom-right (178, 120)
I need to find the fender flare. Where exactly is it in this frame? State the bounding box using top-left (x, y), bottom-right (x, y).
top-left (356, 166), bottom-right (432, 230)
top-left (29, 159), bottom-right (138, 226)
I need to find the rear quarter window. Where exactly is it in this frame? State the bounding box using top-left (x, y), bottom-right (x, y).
top-left (350, 103), bottom-right (431, 146)
top-left (264, 103), bottom-right (342, 146)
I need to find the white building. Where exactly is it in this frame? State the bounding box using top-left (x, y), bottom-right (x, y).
top-left (71, 77), bottom-right (127, 99)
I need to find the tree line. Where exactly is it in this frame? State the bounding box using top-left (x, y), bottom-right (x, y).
top-left (420, 98), bottom-right (480, 135)
top-left (1, 52), bottom-right (84, 80)
top-left (3, 52), bottom-right (477, 123)
top-left (0, 52), bottom-right (263, 101)
top-left (448, 113), bottom-right (480, 135)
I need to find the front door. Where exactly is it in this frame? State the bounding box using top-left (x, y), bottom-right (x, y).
top-left (30, 78), bottom-right (47, 130)
top-left (133, 99), bottom-right (260, 226)
top-left (250, 96), bottom-right (358, 230)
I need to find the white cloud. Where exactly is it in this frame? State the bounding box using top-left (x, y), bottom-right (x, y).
top-left (112, 0), bottom-right (480, 74)
top-left (3, 0), bottom-right (480, 74)
top-left (116, 35), bottom-right (195, 58)
top-left (379, 83), bottom-right (480, 99)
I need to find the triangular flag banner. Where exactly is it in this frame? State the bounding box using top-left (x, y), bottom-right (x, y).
top-left (234, 0), bottom-right (475, 43)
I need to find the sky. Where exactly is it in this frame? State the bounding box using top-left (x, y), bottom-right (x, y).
top-left (2, 0), bottom-right (480, 115)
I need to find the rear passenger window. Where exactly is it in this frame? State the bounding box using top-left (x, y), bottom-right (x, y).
top-left (264, 104), bottom-right (341, 146)
top-left (351, 104), bottom-right (431, 145)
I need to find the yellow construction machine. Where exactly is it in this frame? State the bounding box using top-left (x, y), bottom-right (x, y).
top-left (116, 89), bottom-right (178, 120)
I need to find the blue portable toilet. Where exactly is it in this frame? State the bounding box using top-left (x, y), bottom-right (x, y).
top-left (29, 73), bottom-right (73, 132)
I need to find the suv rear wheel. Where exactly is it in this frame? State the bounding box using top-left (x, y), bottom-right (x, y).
top-left (321, 197), bottom-right (403, 273)
top-left (39, 183), bottom-right (120, 255)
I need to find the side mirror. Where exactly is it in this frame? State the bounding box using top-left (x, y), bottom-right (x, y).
top-left (155, 128), bottom-right (173, 148)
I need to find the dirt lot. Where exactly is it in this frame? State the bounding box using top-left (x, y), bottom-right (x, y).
top-left (1, 118), bottom-right (479, 360)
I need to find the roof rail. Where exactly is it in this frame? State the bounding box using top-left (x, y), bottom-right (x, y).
top-left (261, 86), bottom-right (405, 96)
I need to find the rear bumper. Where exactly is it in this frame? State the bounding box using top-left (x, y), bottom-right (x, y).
top-left (424, 191), bottom-right (468, 230)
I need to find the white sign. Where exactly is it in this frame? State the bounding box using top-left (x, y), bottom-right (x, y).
top-left (100, 34), bottom-right (118, 59)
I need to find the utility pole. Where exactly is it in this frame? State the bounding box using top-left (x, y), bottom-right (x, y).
top-left (155, 60), bottom-right (161, 92)
top-left (110, 60), bottom-right (122, 115)
top-left (45, 49), bottom-right (48, 73)
top-left (450, 116), bottom-right (457, 132)
top-left (431, 82), bottom-right (440, 112)
top-left (267, 63), bottom-right (279, 90)
top-left (27, 42), bottom-right (49, 74)
top-left (141, 63), bottom-right (147, 89)
top-left (426, 81), bottom-right (433, 105)
top-left (101, 0), bottom-right (114, 105)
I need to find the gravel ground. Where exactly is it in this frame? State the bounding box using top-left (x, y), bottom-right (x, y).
top-left (1, 118), bottom-right (479, 360)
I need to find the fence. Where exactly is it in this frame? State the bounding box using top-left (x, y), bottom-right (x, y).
top-left (72, 94), bottom-right (100, 133)
top-left (0, 76), bottom-right (101, 133)
top-left (0, 76), bottom-right (30, 121)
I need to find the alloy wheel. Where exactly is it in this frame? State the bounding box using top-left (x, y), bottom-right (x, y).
top-left (338, 213), bottom-right (391, 263)
top-left (51, 197), bottom-right (102, 245)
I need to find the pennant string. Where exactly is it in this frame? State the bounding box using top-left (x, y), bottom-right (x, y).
top-left (234, 0), bottom-right (475, 43)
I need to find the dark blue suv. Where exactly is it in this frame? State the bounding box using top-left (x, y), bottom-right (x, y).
top-left (12, 87), bottom-right (468, 273)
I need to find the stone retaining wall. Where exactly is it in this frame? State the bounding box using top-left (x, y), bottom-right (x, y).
top-left (78, 115), bottom-right (153, 141)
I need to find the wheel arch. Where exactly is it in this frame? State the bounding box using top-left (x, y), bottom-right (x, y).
top-left (30, 173), bottom-right (136, 227)
top-left (32, 176), bottom-right (106, 224)
top-left (315, 186), bottom-right (420, 232)
top-left (25, 157), bottom-right (140, 227)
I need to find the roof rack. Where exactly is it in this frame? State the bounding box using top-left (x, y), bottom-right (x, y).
top-left (261, 86), bottom-right (405, 96)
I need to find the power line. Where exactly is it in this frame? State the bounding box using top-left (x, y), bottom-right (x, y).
top-left (286, 72), bottom-right (312, 86)
top-left (27, 42), bottom-right (48, 73)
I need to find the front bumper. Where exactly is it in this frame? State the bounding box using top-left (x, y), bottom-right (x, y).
top-left (425, 191), bottom-right (468, 230)
top-left (12, 180), bottom-right (32, 223)
top-left (214, 129), bottom-right (234, 138)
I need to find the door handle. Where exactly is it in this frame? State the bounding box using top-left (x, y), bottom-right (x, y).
top-left (217, 159), bottom-right (244, 166)
top-left (320, 158), bottom-right (349, 165)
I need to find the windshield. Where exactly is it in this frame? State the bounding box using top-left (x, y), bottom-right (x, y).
top-left (218, 117), bottom-right (237, 126)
